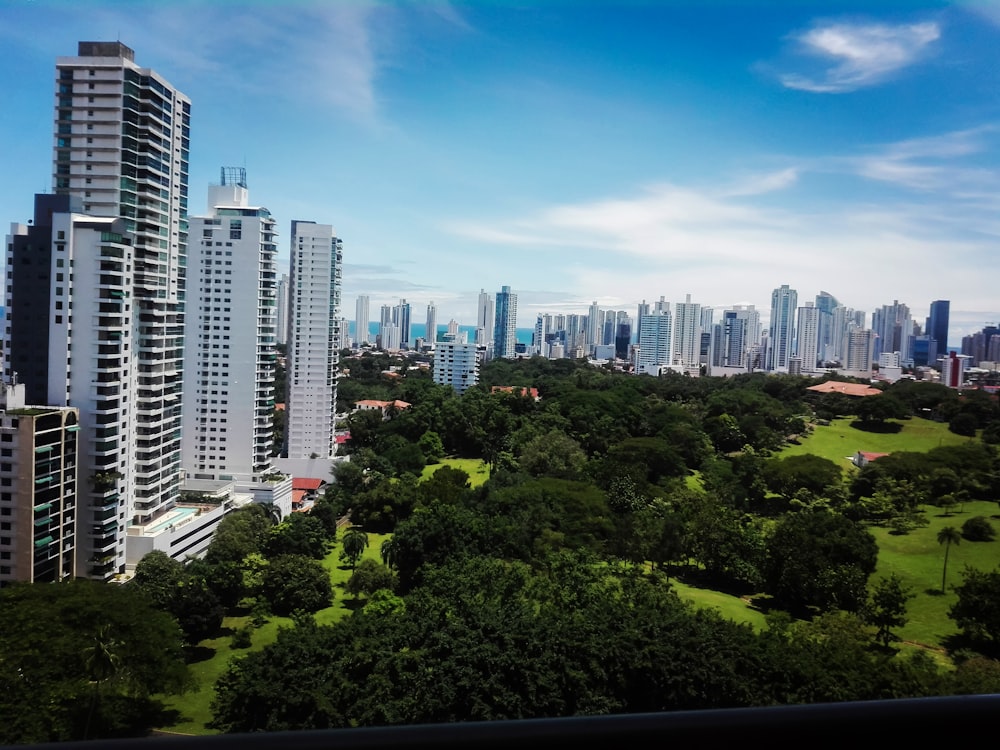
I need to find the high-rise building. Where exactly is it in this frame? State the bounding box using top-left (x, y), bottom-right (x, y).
top-left (183, 168), bottom-right (277, 481)
top-left (425, 301), bottom-right (437, 347)
top-left (477, 289), bottom-right (495, 352)
top-left (286, 220), bottom-right (342, 459)
top-left (872, 300), bottom-right (913, 365)
top-left (843, 329), bottom-right (876, 373)
top-left (636, 307), bottom-right (672, 374)
top-left (395, 298), bottom-right (412, 348)
top-left (5, 195), bottom-right (136, 579)
top-left (0, 383), bottom-right (80, 585)
top-left (768, 285), bottom-right (797, 371)
top-left (673, 294), bottom-right (702, 371)
top-left (355, 295), bottom-right (370, 346)
top-left (53, 41), bottom-right (190, 558)
top-left (795, 302), bottom-right (820, 372)
top-left (276, 274), bottom-right (290, 346)
top-left (586, 300), bottom-right (601, 349)
top-left (927, 300), bottom-right (950, 361)
top-left (815, 291), bottom-right (840, 365)
top-left (533, 313), bottom-right (552, 356)
top-left (493, 285), bottom-right (518, 359)
top-left (434, 339), bottom-right (481, 394)
top-left (711, 305), bottom-right (760, 370)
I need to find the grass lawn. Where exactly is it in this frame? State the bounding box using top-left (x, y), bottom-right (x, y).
top-left (670, 578), bottom-right (768, 631)
top-left (780, 417), bottom-right (973, 469)
top-left (158, 531), bottom-right (390, 735)
top-left (422, 457), bottom-right (490, 487)
top-left (869, 501), bottom-right (1000, 651)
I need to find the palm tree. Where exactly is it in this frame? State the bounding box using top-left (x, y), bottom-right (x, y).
top-left (937, 525), bottom-right (962, 593)
top-left (380, 537), bottom-right (399, 570)
top-left (341, 528), bottom-right (369, 570)
top-left (83, 625), bottom-right (121, 739)
top-left (264, 502), bottom-right (282, 526)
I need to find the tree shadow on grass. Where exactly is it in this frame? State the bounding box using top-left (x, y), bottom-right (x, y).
top-left (850, 420), bottom-right (903, 434)
top-left (341, 598), bottom-right (366, 612)
top-left (924, 588), bottom-right (946, 597)
top-left (183, 645), bottom-right (216, 664)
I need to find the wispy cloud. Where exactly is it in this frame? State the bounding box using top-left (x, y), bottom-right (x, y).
top-left (777, 19), bottom-right (940, 93)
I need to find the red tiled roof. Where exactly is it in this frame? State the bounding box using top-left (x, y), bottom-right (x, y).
top-left (807, 382), bottom-right (882, 397)
top-left (859, 451), bottom-right (890, 461)
top-left (293, 477), bottom-right (324, 491)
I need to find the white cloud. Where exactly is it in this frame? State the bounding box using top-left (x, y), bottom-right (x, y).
top-left (778, 20), bottom-right (940, 93)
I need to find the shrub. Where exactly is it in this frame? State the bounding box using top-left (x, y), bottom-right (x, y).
top-left (962, 516), bottom-right (996, 542)
top-left (230, 625), bottom-right (253, 649)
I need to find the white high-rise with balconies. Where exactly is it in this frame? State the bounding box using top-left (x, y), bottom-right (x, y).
top-left (286, 221), bottom-right (342, 459)
top-left (672, 294), bottom-right (702, 372)
top-left (47, 41), bottom-right (189, 573)
top-left (355, 295), bottom-right (370, 346)
top-left (183, 168), bottom-right (278, 480)
top-left (795, 302), bottom-right (820, 372)
top-left (768, 284), bottom-right (798, 371)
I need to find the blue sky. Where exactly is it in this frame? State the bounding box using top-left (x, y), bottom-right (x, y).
top-left (2, 1), bottom-right (999, 343)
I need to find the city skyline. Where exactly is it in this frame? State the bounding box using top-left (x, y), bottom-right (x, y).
top-left (1, 3), bottom-right (999, 336)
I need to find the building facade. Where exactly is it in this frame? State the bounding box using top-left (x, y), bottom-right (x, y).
top-left (768, 284), bottom-right (797, 371)
top-left (493, 285), bottom-right (518, 359)
top-left (5, 196), bottom-right (137, 579)
top-left (0, 383), bottom-right (80, 586)
top-left (355, 295), bottom-right (370, 346)
top-left (183, 168), bottom-right (278, 481)
top-left (434, 339), bottom-right (481, 394)
top-left (286, 221), bottom-right (342, 459)
top-left (54, 41), bottom-right (190, 541)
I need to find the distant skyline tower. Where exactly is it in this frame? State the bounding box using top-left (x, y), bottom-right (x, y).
top-left (355, 295), bottom-right (371, 345)
top-left (815, 291), bottom-right (840, 364)
top-left (636, 307), bottom-right (672, 374)
top-left (493, 285), bottom-right (518, 359)
top-left (928, 299), bottom-right (950, 355)
top-left (768, 284), bottom-right (798, 371)
top-left (395, 298), bottom-right (412, 348)
top-left (872, 300), bottom-right (913, 364)
top-left (795, 302), bottom-right (820, 372)
top-left (286, 220), bottom-right (342, 459)
top-left (673, 293), bottom-right (702, 370)
top-left (587, 300), bottom-right (601, 348)
top-left (425, 300), bottom-right (438, 346)
top-left (477, 289), bottom-right (495, 351)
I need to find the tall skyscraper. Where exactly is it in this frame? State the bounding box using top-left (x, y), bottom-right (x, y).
top-left (768, 284), bottom-right (797, 371)
top-left (425, 301), bottom-right (438, 346)
top-left (712, 305), bottom-right (760, 370)
top-left (493, 285), bottom-right (518, 359)
top-left (673, 294), bottom-right (702, 370)
top-left (355, 295), bottom-right (370, 346)
top-left (795, 302), bottom-right (820, 372)
top-left (395, 298), bottom-right (412, 348)
top-left (477, 289), bottom-right (495, 352)
top-left (183, 168), bottom-right (277, 480)
top-left (286, 221), bottom-right (342, 459)
top-left (4, 197), bottom-right (130, 579)
top-left (276, 274), bottom-right (290, 346)
top-left (844, 329), bottom-right (876, 373)
top-left (872, 300), bottom-right (913, 364)
top-left (586, 300), bottom-right (601, 349)
top-left (927, 300), bottom-right (950, 360)
top-left (636, 307), bottom-right (672, 374)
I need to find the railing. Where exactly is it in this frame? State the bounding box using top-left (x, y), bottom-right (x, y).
top-left (35, 695), bottom-right (1000, 749)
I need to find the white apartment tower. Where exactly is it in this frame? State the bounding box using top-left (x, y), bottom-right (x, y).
top-left (636, 305), bottom-right (673, 375)
top-left (425, 301), bottom-right (438, 347)
top-left (5, 198), bottom-right (135, 579)
top-left (276, 274), bottom-right (290, 346)
top-left (434, 339), bottom-right (481, 394)
top-left (673, 294), bottom-right (702, 371)
top-left (183, 169), bottom-right (278, 480)
top-left (54, 42), bottom-right (190, 537)
top-left (286, 221), bottom-right (342, 459)
top-left (768, 284), bottom-right (798, 371)
top-left (355, 295), bottom-right (370, 345)
top-left (795, 302), bottom-right (820, 372)
top-left (477, 289), bottom-right (495, 352)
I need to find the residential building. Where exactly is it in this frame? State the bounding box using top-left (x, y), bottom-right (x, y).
top-left (286, 220), bottom-right (342, 459)
top-left (815, 291), bottom-right (840, 364)
top-left (795, 302), bottom-right (820, 372)
top-left (434, 339), bottom-right (481, 394)
top-left (586, 300), bottom-right (601, 349)
top-left (941, 351), bottom-right (972, 388)
top-left (355, 295), bottom-right (370, 346)
top-left (477, 289), bottom-right (495, 352)
top-left (672, 294), bottom-right (702, 371)
top-left (425, 301), bottom-right (437, 347)
top-left (5, 195), bottom-right (137, 579)
top-left (0, 382), bottom-right (80, 585)
top-left (183, 168), bottom-right (278, 481)
top-left (872, 300), bottom-right (913, 365)
top-left (276, 274), bottom-right (289, 346)
top-left (768, 284), bottom-right (797, 371)
top-left (493, 285), bottom-right (518, 359)
top-left (52, 41), bottom-right (190, 568)
top-left (711, 305), bottom-right (760, 371)
top-left (927, 300), bottom-right (950, 361)
top-left (636, 305), bottom-right (672, 374)
top-left (843, 328), bottom-right (876, 374)
top-left (395, 298), bottom-right (412, 348)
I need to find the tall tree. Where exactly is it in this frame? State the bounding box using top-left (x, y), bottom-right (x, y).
top-left (341, 528), bottom-right (370, 570)
top-left (863, 574), bottom-right (913, 649)
top-left (937, 526), bottom-right (962, 593)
